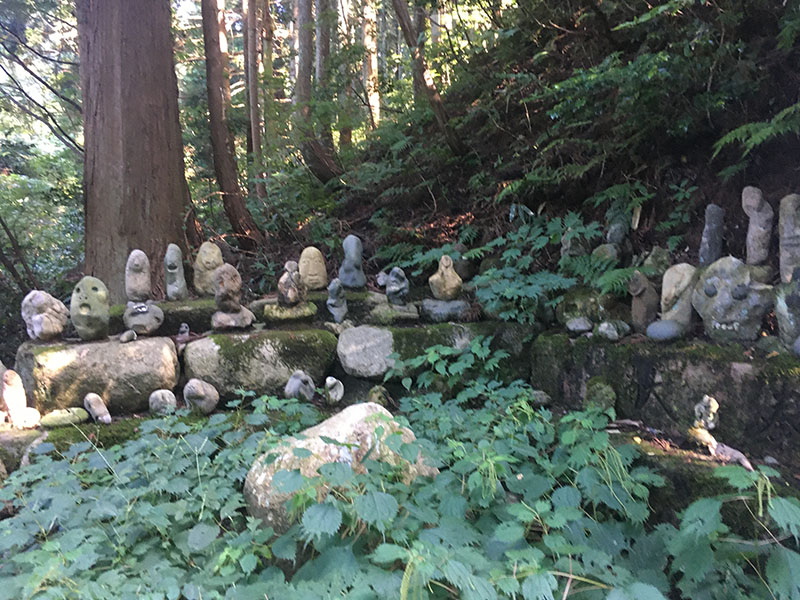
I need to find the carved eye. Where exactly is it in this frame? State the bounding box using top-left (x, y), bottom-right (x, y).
top-left (732, 284), bottom-right (748, 300)
top-left (704, 283), bottom-right (717, 297)
top-left (92, 286), bottom-right (98, 292)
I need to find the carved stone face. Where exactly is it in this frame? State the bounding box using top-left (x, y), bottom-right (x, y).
top-left (277, 261), bottom-right (306, 307)
top-left (194, 242), bottom-right (224, 296)
top-left (691, 256), bottom-right (773, 342)
top-left (71, 276), bottom-right (110, 341)
top-left (21, 290), bottom-right (69, 341)
top-left (429, 254), bottom-right (462, 301)
top-left (298, 247), bottom-right (327, 290)
top-left (164, 243), bottom-right (188, 301)
top-left (386, 266), bottom-right (409, 305)
top-left (213, 263), bottom-right (243, 312)
top-left (125, 249), bottom-right (151, 301)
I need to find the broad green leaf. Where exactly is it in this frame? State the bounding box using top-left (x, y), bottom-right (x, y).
top-left (766, 547), bottom-right (800, 600)
top-left (521, 572), bottom-right (557, 600)
top-left (371, 543), bottom-right (408, 564)
top-left (271, 469), bottom-right (305, 494)
top-left (770, 497), bottom-right (800, 542)
top-left (301, 502), bottom-right (342, 538)
top-left (187, 523), bottom-right (219, 552)
top-left (239, 553), bottom-right (258, 575)
top-left (354, 491), bottom-right (399, 532)
top-left (607, 583), bottom-right (668, 600)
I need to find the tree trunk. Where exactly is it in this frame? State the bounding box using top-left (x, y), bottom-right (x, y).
top-left (76, 0), bottom-right (194, 302)
top-left (362, 0), bottom-right (379, 128)
top-left (202, 0), bottom-right (265, 249)
top-left (261, 0), bottom-right (275, 149)
top-left (244, 0), bottom-right (267, 199)
top-left (338, 0), bottom-right (353, 148)
top-left (391, 0), bottom-right (465, 155)
top-left (315, 0), bottom-right (334, 150)
top-left (411, 5), bottom-right (425, 103)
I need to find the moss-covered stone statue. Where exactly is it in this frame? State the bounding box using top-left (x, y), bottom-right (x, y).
top-left (164, 243), bottom-right (188, 301)
top-left (71, 276), bottom-right (111, 341)
top-left (193, 241), bottom-right (224, 296)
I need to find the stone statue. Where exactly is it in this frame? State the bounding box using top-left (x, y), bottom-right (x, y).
top-left (21, 290), bottom-right (69, 341)
top-left (742, 187), bottom-right (773, 266)
top-left (688, 394), bottom-right (753, 470)
top-left (164, 243), bottom-right (188, 301)
top-left (184, 378), bottom-right (219, 414)
top-left (194, 241), bottom-right (224, 296)
top-left (646, 263), bottom-right (699, 341)
top-left (125, 249), bottom-right (151, 301)
top-left (326, 278), bottom-right (348, 323)
top-left (325, 376), bottom-right (344, 405)
top-left (277, 261), bottom-right (306, 307)
top-left (691, 256), bottom-right (773, 342)
top-left (70, 276), bottom-right (110, 341)
top-left (774, 266), bottom-right (800, 347)
top-left (338, 234), bottom-right (367, 289)
top-left (83, 392), bottom-right (112, 424)
top-left (298, 246), bottom-right (328, 290)
top-left (429, 255), bottom-right (463, 300)
top-left (123, 300), bottom-right (165, 335)
top-left (698, 203), bottom-right (725, 266)
top-left (284, 370), bottom-right (315, 401)
top-left (384, 266), bottom-right (410, 305)
top-left (149, 389), bottom-right (177, 414)
top-left (211, 263), bottom-right (254, 329)
top-left (2, 369), bottom-right (40, 429)
top-left (629, 271), bottom-right (659, 333)
top-left (779, 193), bottom-right (800, 282)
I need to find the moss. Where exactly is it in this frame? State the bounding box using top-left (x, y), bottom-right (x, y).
top-left (262, 302), bottom-right (318, 324)
top-left (585, 376), bottom-right (616, 409)
top-left (45, 416), bottom-right (150, 453)
top-left (530, 333), bottom-right (571, 395)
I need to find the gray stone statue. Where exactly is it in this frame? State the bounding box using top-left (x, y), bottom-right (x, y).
top-left (298, 246), bottom-right (328, 290)
top-left (194, 241), bottom-right (224, 296)
top-left (688, 394), bottom-right (753, 470)
top-left (698, 204), bottom-right (725, 266)
top-left (70, 276), bottom-right (110, 341)
top-left (277, 261), bottom-right (306, 307)
top-left (164, 243), bottom-right (188, 301)
top-left (21, 290), bottom-right (69, 341)
top-left (628, 270), bottom-right (659, 333)
top-left (779, 193), bottom-right (800, 283)
top-left (691, 256), bottom-right (773, 342)
top-left (384, 266), bottom-right (410, 305)
top-left (284, 370), bottom-right (315, 401)
top-left (338, 234), bottom-right (367, 289)
top-left (326, 278), bottom-right (348, 323)
top-left (774, 266), bottom-right (800, 347)
top-left (211, 263), bottom-right (254, 329)
top-left (647, 263), bottom-right (699, 341)
top-left (742, 187), bottom-right (773, 266)
top-left (184, 378), bottom-right (219, 414)
top-left (125, 249), bottom-right (151, 301)
top-left (123, 300), bottom-right (165, 335)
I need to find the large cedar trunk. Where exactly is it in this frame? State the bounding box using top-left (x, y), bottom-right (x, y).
top-left (362, 0), bottom-right (379, 128)
top-left (76, 0), bottom-right (193, 302)
top-left (202, 0), bottom-right (265, 248)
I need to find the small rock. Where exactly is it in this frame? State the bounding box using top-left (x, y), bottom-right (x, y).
top-left (643, 246), bottom-right (671, 278)
top-left (284, 370), bottom-right (315, 401)
top-left (214, 263), bottom-right (244, 312)
top-left (323, 320), bottom-right (354, 336)
top-left (646, 319), bottom-right (685, 342)
top-left (585, 378), bottom-right (616, 409)
top-left (83, 393), bottom-right (111, 424)
top-left (212, 306), bottom-right (255, 330)
top-left (420, 299), bottom-right (472, 323)
top-left (529, 390), bottom-right (552, 406)
top-left (763, 455), bottom-right (779, 466)
top-left (40, 407), bottom-right (89, 429)
top-left (591, 243), bottom-right (619, 263)
top-left (149, 389), bottom-right (177, 414)
top-left (184, 378), bottom-right (219, 414)
top-left (594, 320), bottom-right (629, 341)
top-left (368, 385), bottom-right (392, 407)
top-left (123, 301), bottom-right (165, 335)
top-left (325, 377), bottom-right (344, 405)
top-left (566, 316), bottom-right (593, 334)
top-left (119, 329), bottom-right (138, 343)
top-left (337, 326), bottom-right (395, 379)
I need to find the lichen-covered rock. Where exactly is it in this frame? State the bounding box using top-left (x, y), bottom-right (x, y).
top-left (244, 402), bottom-right (437, 532)
top-left (262, 302), bottom-right (317, 324)
top-left (337, 326), bottom-right (396, 379)
top-left (40, 407), bottom-right (90, 428)
top-left (149, 389), bottom-right (177, 414)
top-left (366, 297), bottom-right (419, 325)
top-left (183, 378), bottom-right (219, 414)
top-left (21, 290), bottom-right (69, 341)
top-left (183, 330), bottom-right (337, 398)
top-left (15, 337), bottom-right (179, 414)
top-left (420, 299), bottom-right (472, 323)
top-left (584, 377), bottom-right (616, 409)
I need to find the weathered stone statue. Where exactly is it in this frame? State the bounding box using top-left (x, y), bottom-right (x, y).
top-left (325, 376), bottom-right (344, 405)
top-left (326, 278), bottom-right (348, 323)
top-left (779, 193), bottom-right (800, 282)
top-left (21, 290), bottom-right (69, 341)
top-left (1, 369), bottom-right (40, 429)
top-left (277, 261), bottom-right (306, 307)
top-left (211, 263), bottom-right (254, 329)
top-left (298, 246), bottom-right (328, 290)
top-left (698, 203), bottom-right (725, 266)
top-left (687, 394), bottom-right (753, 470)
top-left (123, 300), bottom-right (165, 335)
top-left (774, 266), bottom-right (800, 347)
top-left (164, 243), bottom-right (188, 301)
top-left (691, 256), bottom-right (773, 342)
top-left (84, 392), bottom-right (112, 424)
top-left (284, 370), bottom-right (315, 401)
top-left (628, 270), bottom-right (659, 333)
top-left (428, 255), bottom-right (463, 300)
top-left (184, 378), bottom-right (219, 415)
top-left (646, 263), bottom-right (699, 341)
top-left (742, 186), bottom-right (773, 266)
top-left (338, 234), bottom-right (367, 289)
top-left (194, 241), bottom-right (224, 296)
top-left (385, 266), bottom-right (410, 305)
top-left (125, 249), bottom-right (151, 301)
top-left (70, 275), bottom-right (110, 341)
top-left (149, 389), bottom-right (177, 414)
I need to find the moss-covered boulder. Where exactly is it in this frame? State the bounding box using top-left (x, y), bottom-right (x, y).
top-left (110, 298), bottom-right (217, 335)
top-left (531, 333), bottom-right (800, 466)
top-left (15, 337), bottom-right (179, 414)
top-left (183, 329), bottom-right (337, 399)
top-left (0, 428), bottom-right (42, 473)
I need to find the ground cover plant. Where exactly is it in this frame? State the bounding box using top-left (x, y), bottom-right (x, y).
top-left (1, 353), bottom-right (800, 599)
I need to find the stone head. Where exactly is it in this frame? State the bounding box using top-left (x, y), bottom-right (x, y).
top-left (694, 394), bottom-right (719, 430)
top-left (439, 255), bottom-right (454, 271)
top-left (298, 246), bottom-right (327, 290)
top-left (691, 256), bottom-right (773, 342)
top-left (628, 271), bottom-right (649, 297)
top-left (661, 264), bottom-right (697, 313)
top-left (213, 263), bottom-right (242, 311)
top-left (197, 242), bottom-right (223, 270)
top-left (165, 244), bottom-right (183, 275)
top-left (343, 235), bottom-right (363, 261)
top-left (284, 260), bottom-right (299, 275)
top-left (71, 276), bottom-right (110, 340)
top-left (125, 249), bottom-right (151, 301)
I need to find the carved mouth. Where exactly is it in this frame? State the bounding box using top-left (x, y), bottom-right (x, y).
top-left (79, 303), bottom-right (91, 315)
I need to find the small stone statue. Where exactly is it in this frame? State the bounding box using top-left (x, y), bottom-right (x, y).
top-left (277, 261), bottom-right (306, 307)
top-left (125, 249), bottom-right (151, 301)
top-left (164, 243), bottom-right (188, 301)
top-left (326, 278), bottom-right (348, 323)
top-left (149, 389), bottom-right (177, 414)
top-left (70, 276), bottom-right (110, 341)
top-left (628, 270), bottom-right (659, 333)
top-left (646, 263), bottom-right (699, 341)
top-left (383, 266), bottom-right (410, 305)
top-left (194, 241), bottom-right (224, 296)
top-left (184, 378), bottom-right (219, 414)
top-left (298, 246), bottom-right (328, 290)
top-left (211, 264), bottom-right (254, 330)
top-left (284, 370), bottom-right (315, 401)
top-left (699, 204), bottom-right (725, 266)
top-left (338, 234), bottom-right (367, 289)
top-left (742, 187), bottom-right (773, 266)
top-left (123, 300), bottom-right (165, 335)
top-left (428, 255), bottom-right (462, 300)
top-left (688, 394), bottom-right (753, 470)
top-left (325, 376), bottom-right (344, 405)
top-left (779, 193), bottom-right (800, 282)
top-left (1, 369), bottom-right (40, 429)
top-left (691, 256), bottom-right (773, 342)
top-left (21, 290), bottom-right (69, 341)
top-left (775, 267), bottom-right (800, 347)
top-left (83, 393), bottom-right (112, 424)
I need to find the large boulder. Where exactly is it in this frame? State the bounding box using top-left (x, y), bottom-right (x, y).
top-left (183, 329), bottom-right (337, 398)
top-left (244, 402), bottom-right (436, 532)
top-left (15, 337), bottom-right (179, 414)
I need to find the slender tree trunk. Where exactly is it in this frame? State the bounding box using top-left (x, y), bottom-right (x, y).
top-left (244, 0), bottom-right (267, 199)
top-left (362, 0), bottom-right (379, 128)
top-left (261, 0), bottom-right (275, 149)
top-left (411, 5), bottom-right (425, 103)
top-left (391, 0), bottom-right (465, 155)
top-left (202, 0), bottom-right (265, 249)
top-left (77, 0), bottom-right (194, 301)
top-left (315, 0), bottom-right (334, 150)
top-left (338, 0), bottom-right (353, 148)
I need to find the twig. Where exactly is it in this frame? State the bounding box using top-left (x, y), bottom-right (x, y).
top-left (0, 213), bottom-right (41, 289)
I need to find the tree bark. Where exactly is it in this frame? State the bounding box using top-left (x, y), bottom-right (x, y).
top-left (391, 0), bottom-right (465, 155)
top-left (315, 0), bottom-right (334, 149)
top-left (202, 0), bottom-right (265, 249)
top-left (362, 0), bottom-right (379, 128)
top-left (243, 0), bottom-right (267, 199)
top-left (76, 0), bottom-right (194, 301)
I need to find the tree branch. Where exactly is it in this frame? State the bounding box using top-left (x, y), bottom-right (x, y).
top-left (0, 21), bottom-right (78, 66)
top-left (0, 214), bottom-right (40, 289)
top-left (0, 42), bottom-right (82, 113)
